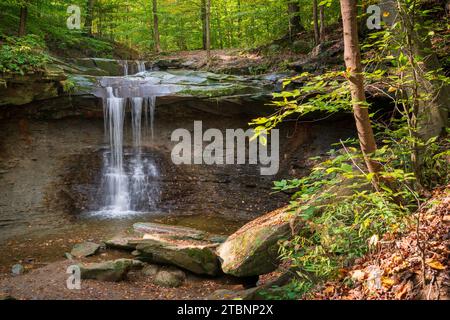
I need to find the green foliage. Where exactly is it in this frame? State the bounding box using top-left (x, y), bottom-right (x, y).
top-left (0, 35), bottom-right (49, 74)
top-left (250, 0), bottom-right (449, 299)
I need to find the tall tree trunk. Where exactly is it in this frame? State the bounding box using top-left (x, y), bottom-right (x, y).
top-left (85, 0), bottom-right (95, 36)
top-left (313, 0), bottom-right (320, 45)
top-left (153, 0), bottom-right (161, 53)
top-left (205, 0), bottom-right (211, 64)
top-left (237, 0), bottom-right (242, 39)
top-left (201, 0), bottom-right (207, 50)
top-left (340, 0), bottom-right (380, 176)
top-left (18, 6), bottom-right (28, 37)
top-left (288, 0), bottom-right (303, 38)
top-left (320, 5), bottom-right (326, 42)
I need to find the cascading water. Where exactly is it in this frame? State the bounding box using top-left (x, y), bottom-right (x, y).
top-left (122, 60), bottom-right (129, 76)
top-left (136, 61), bottom-right (146, 73)
top-left (94, 85), bottom-right (159, 217)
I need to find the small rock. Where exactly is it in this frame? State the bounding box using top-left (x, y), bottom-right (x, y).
top-left (11, 264), bottom-right (24, 276)
top-left (142, 264), bottom-right (159, 276)
top-left (71, 242), bottom-right (101, 258)
top-left (153, 267), bottom-right (186, 288)
top-left (64, 252), bottom-right (74, 260)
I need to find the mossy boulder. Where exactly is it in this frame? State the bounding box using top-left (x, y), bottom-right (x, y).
top-left (131, 235), bottom-right (220, 276)
top-left (217, 174), bottom-right (366, 277)
top-left (78, 259), bottom-right (143, 282)
top-left (70, 242), bottom-right (101, 258)
top-left (153, 267), bottom-right (186, 288)
top-left (217, 207), bottom-right (292, 277)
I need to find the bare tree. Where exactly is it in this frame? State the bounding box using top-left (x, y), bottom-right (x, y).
top-left (340, 0), bottom-right (379, 175)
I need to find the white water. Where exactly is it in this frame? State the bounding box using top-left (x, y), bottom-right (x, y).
top-left (122, 60), bottom-right (129, 76)
top-left (136, 61), bottom-right (146, 73)
top-left (95, 87), bottom-right (159, 217)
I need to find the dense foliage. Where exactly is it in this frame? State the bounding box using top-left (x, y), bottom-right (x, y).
top-left (0, 35), bottom-right (49, 74)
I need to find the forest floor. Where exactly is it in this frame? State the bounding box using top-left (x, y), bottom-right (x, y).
top-left (310, 185), bottom-right (450, 300)
top-left (0, 258), bottom-right (279, 300)
top-left (156, 48), bottom-right (305, 74)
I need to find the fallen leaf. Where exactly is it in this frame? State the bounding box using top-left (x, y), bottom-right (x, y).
top-left (426, 259), bottom-right (446, 270)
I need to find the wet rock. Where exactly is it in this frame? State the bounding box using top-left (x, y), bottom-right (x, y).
top-left (132, 235), bottom-right (220, 276)
top-left (79, 259), bottom-right (143, 282)
top-left (70, 241), bottom-right (101, 258)
top-left (153, 267), bottom-right (186, 288)
top-left (142, 264), bottom-right (160, 276)
top-left (11, 264), bottom-right (24, 276)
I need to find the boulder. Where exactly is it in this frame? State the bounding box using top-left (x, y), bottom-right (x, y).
top-left (217, 177), bottom-right (364, 277)
top-left (133, 222), bottom-right (207, 241)
top-left (79, 259), bottom-right (143, 282)
top-left (131, 235), bottom-right (220, 276)
top-left (105, 237), bottom-right (136, 251)
top-left (217, 207), bottom-right (292, 277)
top-left (71, 242), bottom-right (101, 258)
top-left (142, 264), bottom-right (160, 276)
top-left (105, 222), bottom-right (226, 252)
top-left (153, 267), bottom-right (186, 288)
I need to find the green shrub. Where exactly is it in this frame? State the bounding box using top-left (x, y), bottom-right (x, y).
top-left (0, 35), bottom-right (50, 75)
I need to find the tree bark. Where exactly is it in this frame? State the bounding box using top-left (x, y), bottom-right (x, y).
top-left (85, 0), bottom-right (95, 36)
top-left (340, 0), bottom-right (380, 175)
top-left (206, 0), bottom-right (211, 64)
top-left (153, 0), bottom-right (161, 53)
top-left (288, 0), bottom-right (304, 38)
top-left (201, 0), bottom-right (207, 50)
top-left (18, 5), bottom-right (28, 37)
top-left (320, 5), bottom-right (326, 42)
top-left (313, 0), bottom-right (320, 45)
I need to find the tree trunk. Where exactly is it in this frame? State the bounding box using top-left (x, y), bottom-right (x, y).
top-left (153, 0), bottom-right (161, 53)
top-left (206, 0), bottom-right (211, 64)
top-left (288, 0), bottom-right (303, 38)
top-left (340, 0), bottom-right (380, 175)
top-left (313, 0), bottom-right (320, 45)
top-left (85, 0), bottom-right (95, 36)
top-left (320, 5), bottom-right (326, 42)
top-left (18, 6), bottom-right (28, 37)
top-left (237, 0), bottom-right (242, 38)
top-left (201, 0), bottom-right (207, 50)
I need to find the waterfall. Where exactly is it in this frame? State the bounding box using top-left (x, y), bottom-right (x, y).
top-left (96, 87), bottom-right (159, 217)
top-left (136, 61), bottom-right (146, 73)
top-left (103, 87), bottom-right (129, 213)
top-left (122, 60), bottom-right (129, 76)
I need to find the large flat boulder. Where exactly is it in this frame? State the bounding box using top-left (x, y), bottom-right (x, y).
top-left (131, 235), bottom-right (220, 276)
top-left (78, 259), bottom-right (143, 282)
top-left (70, 242), bottom-right (101, 258)
top-left (105, 222), bottom-right (227, 252)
